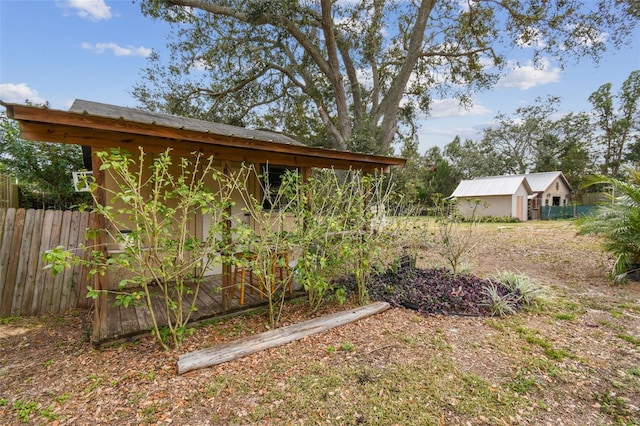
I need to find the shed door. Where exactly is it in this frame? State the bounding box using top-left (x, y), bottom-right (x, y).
top-left (516, 196), bottom-right (524, 221)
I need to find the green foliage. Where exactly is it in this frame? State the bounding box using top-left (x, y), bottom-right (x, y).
top-left (578, 170), bottom-right (640, 282)
top-left (44, 147), bottom-right (235, 350)
top-left (493, 271), bottom-right (546, 307)
top-left (593, 390), bottom-right (638, 424)
top-left (433, 197), bottom-right (482, 274)
top-left (11, 399), bottom-right (39, 423)
top-left (617, 333), bottom-right (640, 347)
top-left (0, 112), bottom-right (91, 209)
top-left (481, 271), bottom-right (546, 317)
top-left (234, 167), bottom-right (396, 320)
top-left (481, 282), bottom-right (518, 316)
top-left (469, 96), bottom-right (595, 181)
top-left (508, 369), bottom-right (538, 394)
top-left (589, 70), bottom-right (640, 177)
top-left (475, 215), bottom-right (521, 223)
top-left (340, 342), bottom-right (356, 351)
top-left (136, 0), bottom-right (635, 154)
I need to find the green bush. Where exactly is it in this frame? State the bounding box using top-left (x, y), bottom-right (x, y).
top-left (578, 170), bottom-right (640, 282)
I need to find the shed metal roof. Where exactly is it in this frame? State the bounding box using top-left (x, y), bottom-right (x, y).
top-left (451, 175), bottom-right (532, 197)
top-left (69, 99), bottom-right (305, 147)
top-left (518, 171), bottom-right (572, 193)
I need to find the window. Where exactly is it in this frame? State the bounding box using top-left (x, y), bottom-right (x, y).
top-left (556, 181), bottom-right (559, 191)
top-left (261, 164), bottom-right (299, 210)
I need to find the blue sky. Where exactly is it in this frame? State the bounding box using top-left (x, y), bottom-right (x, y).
top-left (1, 0), bottom-right (639, 155)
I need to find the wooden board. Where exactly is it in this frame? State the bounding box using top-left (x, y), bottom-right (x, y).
top-left (21, 209), bottom-right (44, 314)
top-left (177, 301), bottom-right (390, 374)
top-left (1, 208), bottom-right (24, 316)
top-left (31, 210), bottom-right (55, 314)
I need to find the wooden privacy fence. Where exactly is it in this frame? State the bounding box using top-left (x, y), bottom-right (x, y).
top-left (0, 208), bottom-right (94, 317)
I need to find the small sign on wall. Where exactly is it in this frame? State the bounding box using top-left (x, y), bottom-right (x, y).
top-left (72, 171), bottom-right (93, 192)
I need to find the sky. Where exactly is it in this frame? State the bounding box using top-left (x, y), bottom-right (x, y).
top-left (1, 0), bottom-right (639, 155)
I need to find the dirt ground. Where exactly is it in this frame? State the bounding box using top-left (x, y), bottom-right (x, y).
top-left (1, 220), bottom-right (639, 425)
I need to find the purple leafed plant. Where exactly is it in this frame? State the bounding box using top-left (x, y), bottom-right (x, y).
top-left (338, 263), bottom-right (522, 316)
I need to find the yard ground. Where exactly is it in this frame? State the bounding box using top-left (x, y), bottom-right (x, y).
top-left (1, 220), bottom-right (639, 425)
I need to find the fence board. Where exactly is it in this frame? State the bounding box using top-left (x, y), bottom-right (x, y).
top-left (59, 211), bottom-right (80, 311)
top-left (11, 209), bottom-right (36, 315)
top-left (2, 208), bottom-right (25, 316)
top-left (42, 210), bottom-right (63, 312)
top-left (0, 208), bottom-right (6, 246)
top-left (22, 209), bottom-right (44, 315)
top-left (74, 212), bottom-right (91, 308)
top-left (0, 208), bottom-right (14, 312)
top-left (31, 209), bottom-right (55, 314)
top-left (0, 208), bottom-right (95, 316)
top-left (51, 211), bottom-right (73, 312)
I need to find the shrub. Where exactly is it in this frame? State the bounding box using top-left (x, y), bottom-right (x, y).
top-left (578, 170), bottom-right (640, 282)
top-left (45, 148), bottom-right (235, 350)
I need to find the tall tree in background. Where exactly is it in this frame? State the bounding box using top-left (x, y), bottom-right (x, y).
top-left (0, 112), bottom-right (90, 210)
top-left (474, 96), bottom-right (594, 184)
top-left (444, 136), bottom-right (506, 180)
top-left (589, 70), bottom-right (640, 177)
top-left (548, 112), bottom-right (595, 188)
top-left (135, 0), bottom-right (636, 154)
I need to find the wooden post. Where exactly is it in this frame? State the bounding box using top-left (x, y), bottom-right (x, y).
top-left (91, 148), bottom-right (109, 342)
top-left (301, 167), bottom-right (311, 232)
top-left (221, 161), bottom-right (233, 311)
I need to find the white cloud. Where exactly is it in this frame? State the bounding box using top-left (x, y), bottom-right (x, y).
top-left (0, 83), bottom-right (46, 105)
top-left (59, 0), bottom-right (112, 21)
top-left (429, 98), bottom-right (491, 119)
top-left (497, 58), bottom-right (561, 90)
top-left (81, 42), bottom-right (152, 57)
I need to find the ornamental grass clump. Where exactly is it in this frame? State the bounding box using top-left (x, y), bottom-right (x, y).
top-left (481, 282), bottom-right (519, 316)
top-left (492, 270), bottom-right (547, 307)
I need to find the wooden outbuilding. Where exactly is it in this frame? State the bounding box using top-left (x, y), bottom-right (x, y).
top-left (1, 99), bottom-right (405, 343)
top-left (451, 175), bottom-right (532, 221)
top-left (450, 172), bottom-right (573, 221)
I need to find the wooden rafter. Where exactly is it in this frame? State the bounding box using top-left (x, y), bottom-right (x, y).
top-left (2, 100), bottom-right (406, 173)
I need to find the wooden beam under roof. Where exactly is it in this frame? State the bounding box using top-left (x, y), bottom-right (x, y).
top-left (2, 100), bottom-right (406, 173)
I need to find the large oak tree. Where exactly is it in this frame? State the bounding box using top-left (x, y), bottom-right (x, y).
top-left (135, 0), bottom-right (637, 154)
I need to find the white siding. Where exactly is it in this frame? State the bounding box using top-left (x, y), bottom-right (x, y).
top-left (541, 177), bottom-right (572, 206)
top-left (456, 195), bottom-right (512, 218)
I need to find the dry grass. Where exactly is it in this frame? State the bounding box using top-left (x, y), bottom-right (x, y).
top-left (1, 220), bottom-right (639, 425)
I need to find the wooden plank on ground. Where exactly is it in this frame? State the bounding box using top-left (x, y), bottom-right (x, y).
top-left (177, 301), bottom-right (391, 374)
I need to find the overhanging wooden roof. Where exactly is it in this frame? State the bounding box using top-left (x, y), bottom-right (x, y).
top-left (1, 100), bottom-right (405, 172)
